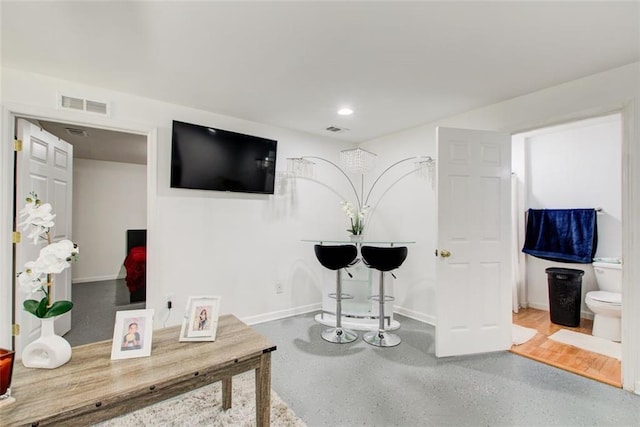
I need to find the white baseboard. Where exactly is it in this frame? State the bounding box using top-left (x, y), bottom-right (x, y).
top-left (527, 302), bottom-right (548, 311)
top-left (72, 274), bottom-right (124, 284)
top-left (242, 303), bottom-right (321, 326)
top-left (527, 302), bottom-right (594, 320)
top-left (392, 304), bottom-right (597, 327)
top-left (394, 306), bottom-right (436, 326)
top-left (242, 303), bottom-right (434, 328)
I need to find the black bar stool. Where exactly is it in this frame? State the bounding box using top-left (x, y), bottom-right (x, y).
top-left (314, 244), bottom-right (359, 343)
top-left (360, 245), bottom-right (408, 347)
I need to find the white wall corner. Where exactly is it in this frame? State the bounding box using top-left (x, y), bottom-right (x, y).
top-left (395, 305), bottom-right (436, 326)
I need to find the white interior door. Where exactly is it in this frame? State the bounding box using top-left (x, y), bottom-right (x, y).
top-left (435, 126), bottom-right (512, 357)
top-left (15, 118), bottom-right (73, 356)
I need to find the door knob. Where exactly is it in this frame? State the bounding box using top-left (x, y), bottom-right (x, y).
top-left (439, 249), bottom-right (451, 258)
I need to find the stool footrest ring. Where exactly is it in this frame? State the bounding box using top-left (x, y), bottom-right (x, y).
top-left (369, 294), bottom-right (395, 303)
top-left (328, 292), bottom-right (354, 300)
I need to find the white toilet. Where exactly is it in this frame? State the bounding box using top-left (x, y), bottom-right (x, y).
top-left (585, 260), bottom-right (622, 342)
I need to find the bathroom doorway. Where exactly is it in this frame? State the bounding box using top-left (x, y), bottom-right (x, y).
top-left (510, 113), bottom-right (623, 387)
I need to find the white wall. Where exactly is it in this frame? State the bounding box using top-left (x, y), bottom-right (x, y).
top-left (360, 62), bottom-right (639, 390)
top-left (361, 63), bottom-right (636, 321)
top-left (72, 158), bottom-right (147, 283)
top-left (515, 115), bottom-right (622, 315)
top-left (0, 67), bottom-right (354, 348)
top-left (1, 62), bottom-right (639, 391)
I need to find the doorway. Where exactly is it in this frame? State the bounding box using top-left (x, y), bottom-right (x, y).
top-left (13, 117), bottom-right (148, 347)
top-left (510, 113), bottom-right (623, 387)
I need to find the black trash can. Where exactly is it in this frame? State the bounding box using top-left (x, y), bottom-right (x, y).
top-left (545, 267), bottom-right (584, 327)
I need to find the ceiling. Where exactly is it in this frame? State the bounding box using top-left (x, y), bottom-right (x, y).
top-left (36, 120), bottom-right (148, 165)
top-left (2, 1), bottom-right (639, 154)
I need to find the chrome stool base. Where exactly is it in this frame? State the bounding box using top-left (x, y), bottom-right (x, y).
top-left (322, 327), bottom-right (358, 344)
top-left (363, 330), bottom-right (401, 347)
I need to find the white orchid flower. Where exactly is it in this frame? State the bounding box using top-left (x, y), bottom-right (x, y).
top-left (25, 226), bottom-right (46, 245)
top-left (19, 202), bottom-right (56, 229)
top-left (19, 200), bottom-right (56, 244)
top-left (340, 200), bottom-right (368, 235)
top-left (357, 205), bottom-right (369, 222)
top-left (16, 193), bottom-right (78, 319)
top-left (37, 240), bottom-right (78, 274)
top-left (19, 198), bottom-right (38, 217)
top-left (17, 261), bottom-right (45, 293)
top-left (38, 252), bottom-right (70, 274)
top-left (340, 201), bottom-right (355, 218)
top-left (44, 239), bottom-right (78, 259)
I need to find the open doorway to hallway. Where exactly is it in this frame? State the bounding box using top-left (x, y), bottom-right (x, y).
top-left (510, 113), bottom-right (623, 387)
top-left (14, 118), bottom-right (147, 346)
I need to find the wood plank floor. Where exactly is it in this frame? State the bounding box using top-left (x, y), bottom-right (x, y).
top-left (511, 307), bottom-right (621, 388)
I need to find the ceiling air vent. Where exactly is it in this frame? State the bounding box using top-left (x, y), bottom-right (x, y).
top-left (86, 100), bottom-right (108, 115)
top-left (59, 94), bottom-right (110, 116)
top-left (60, 95), bottom-right (84, 111)
top-left (326, 126), bottom-right (349, 133)
top-left (65, 127), bottom-right (88, 137)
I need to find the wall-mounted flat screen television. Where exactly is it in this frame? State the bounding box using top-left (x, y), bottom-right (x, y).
top-left (171, 120), bottom-right (277, 194)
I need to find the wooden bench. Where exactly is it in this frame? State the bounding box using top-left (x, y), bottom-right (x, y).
top-left (0, 314), bottom-right (276, 426)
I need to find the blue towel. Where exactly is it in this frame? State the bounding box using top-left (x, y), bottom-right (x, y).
top-left (522, 209), bottom-right (598, 263)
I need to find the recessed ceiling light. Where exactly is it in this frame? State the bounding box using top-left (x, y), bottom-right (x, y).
top-left (337, 108), bottom-right (354, 116)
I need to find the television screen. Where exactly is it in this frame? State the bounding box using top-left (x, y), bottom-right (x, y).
top-left (171, 120), bottom-right (277, 194)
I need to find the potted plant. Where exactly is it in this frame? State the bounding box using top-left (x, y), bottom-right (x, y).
top-left (16, 192), bottom-right (79, 369)
top-left (340, 201), bottom-right (369, 241)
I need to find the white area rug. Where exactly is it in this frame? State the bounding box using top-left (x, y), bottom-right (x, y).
top-left (95, 371), bottom-right (306, 426)
top-left (549, 329), bottom-right (622, 360)
top-left (512, 324), bottom-right (537, 345)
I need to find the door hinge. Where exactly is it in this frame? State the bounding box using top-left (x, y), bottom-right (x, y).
top-left (14, 139), bottom-right (23, 152)
top-left (12, 323), bottom-right (20, 337)
top-left (12, 231), bottom-right (21, 244)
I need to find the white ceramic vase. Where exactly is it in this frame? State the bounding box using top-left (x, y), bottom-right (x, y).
top-left (350, 234), bottom-right (363, 243)
top-left (22, 317), bottom-right (72, 369)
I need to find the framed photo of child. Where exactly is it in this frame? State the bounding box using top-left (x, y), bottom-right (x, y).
top-left (110, 309), bottom-right (154, 360)
top-left (179, 296), bottom-right (221, 342)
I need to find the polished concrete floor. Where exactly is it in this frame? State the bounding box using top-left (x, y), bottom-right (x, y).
top-left (66, 286), bottom-right (640, 426)
top-left (252, 313), bottom-right (640, 427)
top-left (64, 279), bottom-right (144, 347)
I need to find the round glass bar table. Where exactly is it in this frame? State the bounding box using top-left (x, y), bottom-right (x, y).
top-left (303, 239), bottom-right (415, 331)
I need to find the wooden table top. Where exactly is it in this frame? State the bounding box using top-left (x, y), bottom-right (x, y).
top-left (1, 314), bottom-right (276, 426)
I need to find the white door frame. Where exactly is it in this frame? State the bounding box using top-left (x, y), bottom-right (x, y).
top-left (0, 103), bottom-right (158, 351)
top-left (620, 102), bottom-right (637, 392)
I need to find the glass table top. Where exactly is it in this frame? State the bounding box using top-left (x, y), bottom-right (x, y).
top-left (302, 239), bottom-right (416, 245)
